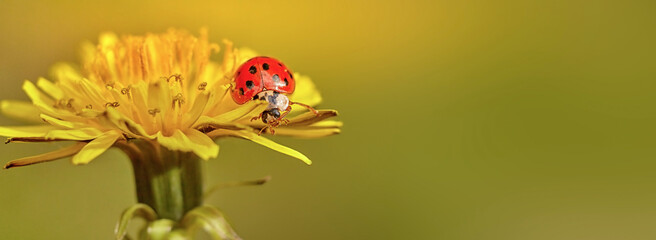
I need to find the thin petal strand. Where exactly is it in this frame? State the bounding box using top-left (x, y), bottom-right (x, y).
top-left (271, 127), bottom-right (341, 138)
top-left (279, 110), bottom-right (338, 127)
top-left (4, 142), bottom-right (86, 169)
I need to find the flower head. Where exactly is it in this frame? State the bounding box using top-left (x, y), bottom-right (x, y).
top-left (0, 29), bottom-right (340, 168)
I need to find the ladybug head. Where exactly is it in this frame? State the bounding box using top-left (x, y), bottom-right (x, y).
top-left (261, 108), bottom-right (281, 124)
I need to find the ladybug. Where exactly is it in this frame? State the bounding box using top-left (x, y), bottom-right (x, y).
top-left (231, 56), bottom-right (318, 134)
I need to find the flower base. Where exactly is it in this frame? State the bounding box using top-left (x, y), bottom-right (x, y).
top-left (122, 140), bottom-right (203, 221)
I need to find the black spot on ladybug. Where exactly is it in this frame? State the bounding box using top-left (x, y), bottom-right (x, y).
top-left (252, 95), bottom-right (259, 100)
top-left (249, 66), bottom-right (257, 74)
top-left (246, 80), bottom-right (254, 89)
top-left (277, 62), bottom-right (282, 67)
top-left (262, 63), bottom-right (269, 70)
top-left (287, 71), bottom-right (294, 79)
top-left (239, 88), bottom-right (244, 95)
top-left (272, 74), bottom-right (280, 82)
top-left (283, 78), bottom-right (289, 86)
top-left (236, 71), bottom-right (240, 77)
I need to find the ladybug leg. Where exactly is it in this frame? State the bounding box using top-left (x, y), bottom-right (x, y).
top-left (250, 112), bottom-right (263, 122)
top-left (290, 101), bottom-right (319, 115)
top-left (258, 120), bottom-right (280, 136)
top-left (277, 106), bottom-right (293, 125)
top-left (257, 126), bottom-right (268, 136)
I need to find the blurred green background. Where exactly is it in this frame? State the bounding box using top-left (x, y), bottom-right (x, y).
top-left (1, 0), bottom-right (656, 239)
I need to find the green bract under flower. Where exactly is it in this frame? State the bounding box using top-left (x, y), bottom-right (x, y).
top-left (0, 29), bottom-right (341, 167)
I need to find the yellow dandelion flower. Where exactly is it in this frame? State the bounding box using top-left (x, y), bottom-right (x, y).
top-left (0, 28), bottom-right (340, 168)
top-left (0, 28), bottom-right (341, 233)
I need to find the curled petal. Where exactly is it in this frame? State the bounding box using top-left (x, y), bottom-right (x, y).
top-left (4, 142), bottom-right (86, 169)
top-left (71, 131), bottom-right (122, 165)
top-left (115, 203), bottom-right (158, 240)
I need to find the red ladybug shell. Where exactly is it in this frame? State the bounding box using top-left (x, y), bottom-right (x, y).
top-left (231, 56), bottom-right (296, 104)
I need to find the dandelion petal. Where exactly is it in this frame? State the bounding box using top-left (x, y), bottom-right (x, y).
top-left (46, 127), bottom-right (103, 140)
top-left (211, 129), bottom-right (312, 165)
top-left (71, 131), bottom-right (122, 165)
top-left (0, 100), bottom-right (42, 123)
top-left (288, 74), bottom-right (322, 108)
top-left (40, 114), bottom-right (76, 128)
top-left (36, 77), bottom-right (64, 100)
top-left (285, 110), bottom-right (339, 126)
top-left (272, 127), bottom-right (341, 138)
top-left (157, 129), bottom-right (219, 160)
top-left (4, 142), bottom-right (86, 169)
top-left (183, 92), bottom-right (210, 128)
top-left (0, 125), bottom-right (58, 138)
top-left (185, 129), bottom-right (219, 160)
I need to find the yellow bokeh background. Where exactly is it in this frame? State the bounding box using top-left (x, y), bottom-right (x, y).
top-left (1, 0), bottom-right (655, 239)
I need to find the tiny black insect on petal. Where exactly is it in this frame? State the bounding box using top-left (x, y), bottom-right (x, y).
top-left (239, 88), bottom-right (244, 95)
top-left (249, 66), bottom-right (257, 74)
top-left (262, 63), bottom-right (269, 70)
top-left (272, 74), bottom-right (280, 82)
top-left (246, 80), bottom-right (254, 89)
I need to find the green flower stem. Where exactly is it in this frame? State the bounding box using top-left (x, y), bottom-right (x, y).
top-left (127, 140), bottom-right (203, 221)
